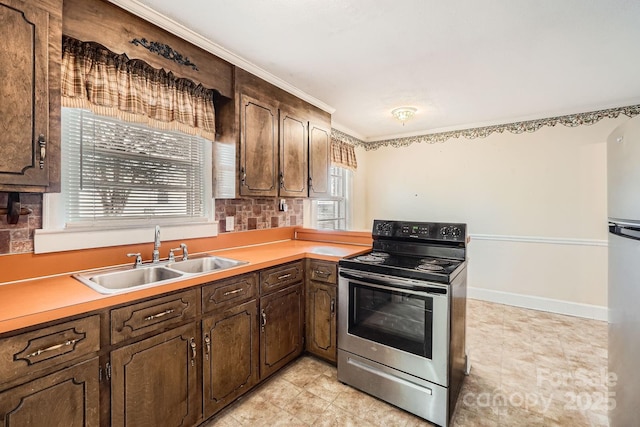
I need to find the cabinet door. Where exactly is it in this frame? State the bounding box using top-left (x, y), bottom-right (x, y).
top-left (306, 281), bottom-right (337, 363)
top-left (279, 108), bottom-right (308, 197)
top-left (239, 93), bottom-right (278, 197)
top-left (259, 283), bottom-right (303, 380)
top-left (110, 323), bottom-right (200, 427)
top-left (0, 357), bottom-right (99, 427)
top-left (202, 299), bottom-right (259, 418)
top-left (0, 0), bottom-right (53, 188)
top-left (308, 122), bottom-right (331, 198)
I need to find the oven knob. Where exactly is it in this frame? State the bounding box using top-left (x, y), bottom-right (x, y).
top-left (440, 227), bottom-right (450, 236)
top-left (451, 227), bottom-right (461, 237)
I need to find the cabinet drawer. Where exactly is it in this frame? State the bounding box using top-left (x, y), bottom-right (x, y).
top-left (202, 273), bottom-right (258, 313)
top-left (308, 260), bottom-right (337, 284)
top-left (0, 315), bottom-right (100, 387)
top-left (111, 289), bottom-right (197, 344)
top-left (260, 261), bottom-right (304, 295)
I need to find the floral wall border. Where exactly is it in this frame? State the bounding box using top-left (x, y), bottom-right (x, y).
top-left (331, 104), bottom-right (640, 151)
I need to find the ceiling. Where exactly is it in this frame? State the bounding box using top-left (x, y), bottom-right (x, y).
top-left (121, 0), bottom-right (640, 141)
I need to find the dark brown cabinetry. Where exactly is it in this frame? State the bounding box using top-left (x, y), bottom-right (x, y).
top-left (308, 123), bottom-right (332, 198)
top-left (110, 323), bottom-right (200, 427)
top-left (259, 262), bottom-right (304, 379)
top-left (0, 0), bottom-right (61, 192)
top-left (109, 290), bottom-right (200, 427)
top-left (239, 94), bottom-right (279, 197)
top-left (279, 107), bottom-right (309, 197)
top-left (201, 274), bottom-right (259, 418)
top-left (0, 357), bottom-right (100, 426)
top-left (305, 260), bottom-right (338, 363)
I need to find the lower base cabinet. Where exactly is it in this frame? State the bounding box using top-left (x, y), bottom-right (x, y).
top-left (110, 323), bottom-right (200, 427)
top-left (202, 299), bottom-right (260, 418)
top-left (0, 357), bottom-right (100, 427)
top-left (260, 283), bottom-right (304, 380)
top-left (306, 281), bottom-right (337, 363)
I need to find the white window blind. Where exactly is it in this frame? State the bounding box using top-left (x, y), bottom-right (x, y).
top-left (313, 166), bottom-right (351, 230)
top-left (62, 108), bottom-right (207, 225)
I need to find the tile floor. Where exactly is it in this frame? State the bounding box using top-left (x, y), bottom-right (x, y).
top-left (205, 299), bottom-right (609, 427)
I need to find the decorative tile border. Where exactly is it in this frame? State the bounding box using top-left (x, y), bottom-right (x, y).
top-left (332, 104), bottom-right (640, 151)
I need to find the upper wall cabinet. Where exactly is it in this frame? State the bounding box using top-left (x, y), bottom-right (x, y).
top-left (308, 122), bottom-right (331, 198)
top-left (237, 69), bottom-right (332, 198)
top-left (239, 94), bottom-right (279, 197)
top-left (0, 0), bottom-right (61, 192)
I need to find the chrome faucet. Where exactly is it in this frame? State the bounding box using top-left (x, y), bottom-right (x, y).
top-left (152, 225), bottom-right (161, 263)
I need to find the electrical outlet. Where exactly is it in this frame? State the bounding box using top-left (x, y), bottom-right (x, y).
top-left (225, 216), bottom-right (234, 232)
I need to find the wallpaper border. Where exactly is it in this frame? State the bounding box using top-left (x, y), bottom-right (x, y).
top-left (332, 104), bottom-right (640, 151)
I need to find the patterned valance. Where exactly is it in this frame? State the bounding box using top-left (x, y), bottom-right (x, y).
top-left (61, 36), bottom-right (217, 141)
top-left (331, 139), bottom-right (358, 171)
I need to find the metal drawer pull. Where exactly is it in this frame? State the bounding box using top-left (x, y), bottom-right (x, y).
top-left (330, 299), bottom-right (336, 315)
top-left (190, 337), bottom-right (197, 366)
top-left (144, 308), bottom-right (175, 321)
top-left (26, 338), bottom-right (80, 358)
top-left (204, 334), bottom-right (211, 360)
top-left (314, 270), bottom-right (330, 276)
top-left (223, 288), bottom-right (244, 297)
top-left (261, 309), bottom-right (267, 331)
top-left (277, 273), bottom-right (292, 280)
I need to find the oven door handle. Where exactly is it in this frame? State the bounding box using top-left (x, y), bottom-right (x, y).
top-left (339, 271), bottom-right (447, 295)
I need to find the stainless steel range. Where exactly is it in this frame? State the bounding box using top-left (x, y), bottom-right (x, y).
top-left (337, 220), bottom-right (468, 427)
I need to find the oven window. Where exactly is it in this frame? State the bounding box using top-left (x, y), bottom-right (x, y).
top-left (348, 282), bottom-right (433, 358)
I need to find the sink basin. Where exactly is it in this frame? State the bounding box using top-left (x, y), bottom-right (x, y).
top-left (166, 255), bottom-right (247, 274)
top-left (74, 254), bottom-right (247, 294)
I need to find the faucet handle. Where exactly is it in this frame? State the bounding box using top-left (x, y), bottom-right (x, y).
top-left (168, 248), bottom-right (177, 262)
top-left (127, 253), bottom-right (143, 268)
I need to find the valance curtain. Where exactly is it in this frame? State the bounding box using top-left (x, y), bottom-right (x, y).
top-left (61, 36), bottom-right (217, 141)
top-left (330, 139), bottom-right (358, 171)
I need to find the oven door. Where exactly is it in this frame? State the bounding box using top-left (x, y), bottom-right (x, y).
top-left (338, 268), bottom-right (450, 387)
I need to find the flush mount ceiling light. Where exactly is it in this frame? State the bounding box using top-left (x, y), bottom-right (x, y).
top-left (391, 107), bottom-right (417, 125)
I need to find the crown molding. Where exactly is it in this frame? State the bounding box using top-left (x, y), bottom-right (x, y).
top-left (107, 0), bottom-right (335, 114)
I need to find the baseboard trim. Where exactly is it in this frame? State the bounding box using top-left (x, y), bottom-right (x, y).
top-left (468, 287), bottom-right (608, 321)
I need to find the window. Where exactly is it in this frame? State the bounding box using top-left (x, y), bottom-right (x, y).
top-left (311, 166), bottom-right (352, 230)
top-left (62, 108), bottom-right (210, 227)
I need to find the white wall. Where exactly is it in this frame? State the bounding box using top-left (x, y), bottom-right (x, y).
top-left (352, 116), bottom-right (628, 318)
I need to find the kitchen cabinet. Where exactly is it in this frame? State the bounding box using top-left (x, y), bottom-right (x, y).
top-left (0, 0), bottom-right (61, 192)
top-left (238, 82), bottom-right (331, 199)
top-left (279, 107), bottom-right (308, 197)
top-left (305, 260), bottom-right (338, 362)
top-left (239, 93), bottom-right (279, 197)
top-left (201, 274), bottom-right (260, 418)
top-left (259, 262), bottom-right (304, 379)
top-left (0, 357), bottom-right (100, 426)
top-left (308, 122), bottom-right (332, 198)
top-left (109, 290), bottom-right (200, 427)
top-left (110, 323), bottom-right (200, 427)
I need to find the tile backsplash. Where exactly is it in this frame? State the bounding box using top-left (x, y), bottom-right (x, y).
top-left (215, 198), bottom-right (303, 233)
top-left (0, 193), bottom-right (301, 255)
top-left (0, 192), bottom-right (43, 255)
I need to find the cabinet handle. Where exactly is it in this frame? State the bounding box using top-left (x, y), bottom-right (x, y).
top-left (204, 334), bottom-right (211, 360)
top-left (308, 176), bottom-right (313, 190)
top-left (261, 309), bottom-right (267, 331)
top-left (38, 134), bottom-right (46, 169)
top-left (279, 172), bottom-right (284, 189)
top-left (144, 308), bottom-right (175, 321)
top-left (25, 338), bottom-right (80, 358)
top-left (190, 337), bottom-right (197, 366)
top-left (314, 269), bottom-right (330, 277)
top-left (223, 288), bottom-right (244, 297)
top-left (241, 167), bottom-right (246, 186)
top-left (330, 299), bottom-right (336, 315)
top-left (277, 273), bottom-right (292, 280)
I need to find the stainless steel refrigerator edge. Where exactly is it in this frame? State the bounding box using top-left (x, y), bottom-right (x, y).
top-left (607, 115), bottom-right (640, 427)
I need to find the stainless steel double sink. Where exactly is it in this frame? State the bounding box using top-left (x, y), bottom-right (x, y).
top-left (74, 255), bottom-right (247, 294)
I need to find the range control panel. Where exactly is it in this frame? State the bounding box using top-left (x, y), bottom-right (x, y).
top-left (372, 220), bottom-right (467, 242)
